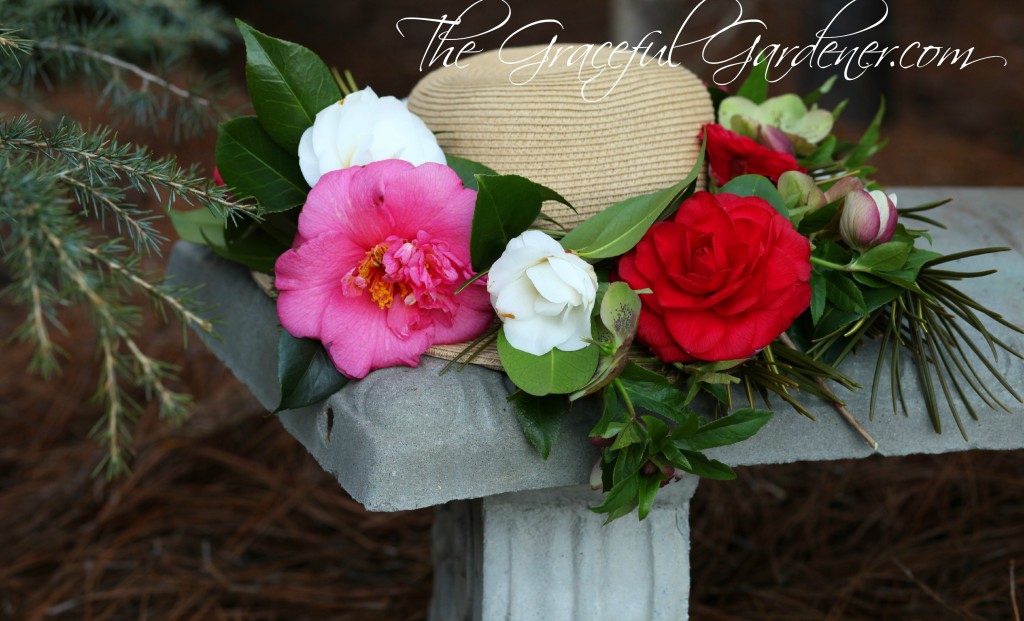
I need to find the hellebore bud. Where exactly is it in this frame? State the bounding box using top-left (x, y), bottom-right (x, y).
top-left (778, 171), bottom-right (826, 212)
top-left (840, 190), bottom-right (899, 250)
top-left (824, 176), bottom-right (866, 204)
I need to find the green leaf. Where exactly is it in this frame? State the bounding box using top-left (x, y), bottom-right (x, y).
top-left (170, 208), bottom-right (226, 246)
top-left (675, 408), bottom-right (773, 451)
top-left (803, 75), bottom-right (837, 106)
top-left (708, 84), bottom-right (730, 113)
top-left (810, 269), bottom-right (826, 324)
top-left (445, 155), bottom-right (497, 191)
top-left (678, 450), bottom-right (736, 480)
top-left (719, 174), bottom-right (788, 217)
top-left (470, 174), bottom-right (571, 270)
top-left (275, 330), bottom-right (348, 413)
top-left (591, 472), bottom-right (639, 517)
top-left (844, 97), bottom-right (887, 168)
top-left (804, 134), bottom-right (838, 167)
top-left (612, 442), bottom-right (646, 482)
top-left (509, 392), bottom-right (564, 459)
top-left (637, 474), bottom-right (660, 520)
top-left (611, 420), bottom-right (648, 450)
top-left (497, 329), bottom-right (599, 396)
top-left (202, 223), bottom-right (283, 274)
top-left (735, 52), bottom-right (770, 104)
top-left (798, 200), bottom-right (839, 235)
top-left (824, 271), bottom-right (868, 315)
top-left (852, 271), bottom-right (891, 288)
top-left (561, 145), bottom-right (704, 259)
top-left (215, 116), bottom-right (309, 213)
top-left (862, 285), bottom-right (903, 313)
top-left (237, 20), bottom-right (341, 152)
top-left (617, 364), bottom-right (691, 420)
top-left (854, 240), bottom-right (911, 273)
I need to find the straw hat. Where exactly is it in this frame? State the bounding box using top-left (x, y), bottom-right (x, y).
top-left (408, 44), bottom-right (714, 369)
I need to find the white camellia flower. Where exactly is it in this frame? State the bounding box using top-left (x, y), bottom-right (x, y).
top-left (297, 87), bottom-right (446, 187)
top-left (488, 230), bottom-right (598, 356)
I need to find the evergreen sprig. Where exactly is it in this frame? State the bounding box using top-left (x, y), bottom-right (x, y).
top-left (1, 0), bottom-right (234, 138)
top-left (1, 1), bottom-right (248, 475)
top-left (0, 123), bottom-right (239, 475)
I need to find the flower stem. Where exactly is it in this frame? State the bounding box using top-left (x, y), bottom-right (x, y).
top-left (810, 256), bottom-right (850, 271)
top-left (613, 378), bottom-right (637, 420)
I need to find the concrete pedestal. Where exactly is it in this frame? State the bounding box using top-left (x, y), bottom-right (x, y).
top-left (166, 188), bottom-right (1024, 620)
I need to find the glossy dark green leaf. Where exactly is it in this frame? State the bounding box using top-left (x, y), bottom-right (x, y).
top-left (215, 116), bottom-right (309, 213)
top-left (674, 408), bottom-right (773, 451)
top-left (275, 330), bottom-right (348, 413)
top-left (844, 97), bottom-right (887, 168)
top-left (497, 329), bottom-right (599, 397)
top-left (470, 174), bottom-right (571, 270)
top-left (798, 200), bottom-right (839, 235)
top-left (591, 472), bottom-right (639, 517)
top-left (612, 442), bottom-right (646, 483)
top-left (862, 285), bottom-right (903, 313)
top-left (617, 364), bottom-right (690, 420)
top-left (561, 146), bottom-right (703, 259)
top-left (824, 271), bottom-right (867, 315)
top-left (810, 269), bottom-right (826, 324)
top-left (201, 223), bottom-right (283, 274)
top-left (720, 174), bottom-right (788, 217)
top-left (854, 240), bottom-right (911, 273)
top-left (735, 52), bottom-right (770, 104)
top-left (445, 155), bottom-right (497, 191)
top-left (509, 392), bottom-right (564, 459)
top-left (678, 450), bottom-right (736, 480)
top-left (637, 474), bottom-right (661, 520)
top-left (237, 20), bottom-right (340, 151)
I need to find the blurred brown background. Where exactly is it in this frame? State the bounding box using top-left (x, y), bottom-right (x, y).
top-left (2, 0), bottom-right (1023, 619)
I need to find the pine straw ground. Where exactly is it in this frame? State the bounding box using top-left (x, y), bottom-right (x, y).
top-left (1, 300), bottom-right (1023, 621)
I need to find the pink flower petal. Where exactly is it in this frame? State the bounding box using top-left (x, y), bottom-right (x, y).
top-left (383, 163), bottom-right (477, 255)
top-left (431, 284), bottom-right (494, 344)
top-left (319, 293), bottom-right (432, 379)
top-left (275, 232), bottom-right (367, 338)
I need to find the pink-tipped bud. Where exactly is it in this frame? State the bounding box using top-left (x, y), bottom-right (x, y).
top-left (759, 124), bottom-right (795, 155)
top-left (824, 176), bottom-right (866, 204)
top-left (589, 458), bottom-right (603, 490)
top-left (840, 190), bottom-right (898, 250)
top-left (213, 166), bottom-right (225, 187)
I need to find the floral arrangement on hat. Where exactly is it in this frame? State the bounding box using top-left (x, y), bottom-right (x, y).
top-left (174, 24), bottom-right (1021, 522)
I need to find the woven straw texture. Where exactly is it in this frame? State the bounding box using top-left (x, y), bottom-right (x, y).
top-left (410, 45), bottom-right (714, 369)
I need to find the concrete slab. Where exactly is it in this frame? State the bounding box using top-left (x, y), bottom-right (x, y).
top-left (166, 187), bottom-right (1024, 511)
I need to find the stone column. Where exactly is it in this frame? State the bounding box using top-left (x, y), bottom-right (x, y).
top-left (431, 481), bottom-right (699, 621)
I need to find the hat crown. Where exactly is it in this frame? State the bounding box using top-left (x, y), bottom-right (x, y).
top-left (407, 44), bottom-right (713, 228)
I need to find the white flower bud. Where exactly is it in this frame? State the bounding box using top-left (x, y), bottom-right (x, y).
top-left (487, 231), bottom-right (598, 356)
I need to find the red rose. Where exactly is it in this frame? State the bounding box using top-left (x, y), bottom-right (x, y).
top-left (704, 123), bottom-right (806, 186)
top-left (618, 191), bottom-right (811, 362)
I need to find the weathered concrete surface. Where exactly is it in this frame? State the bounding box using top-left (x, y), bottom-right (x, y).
top-left (429, 480), bottom-right (699, 621)
top-left (166, 188), bottom-right (1024, 511)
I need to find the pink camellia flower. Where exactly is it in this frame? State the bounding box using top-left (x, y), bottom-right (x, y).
top-left (274, 160), bottom-right (493, 379)
top-left (839, 189), bottom-right (899, 251)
